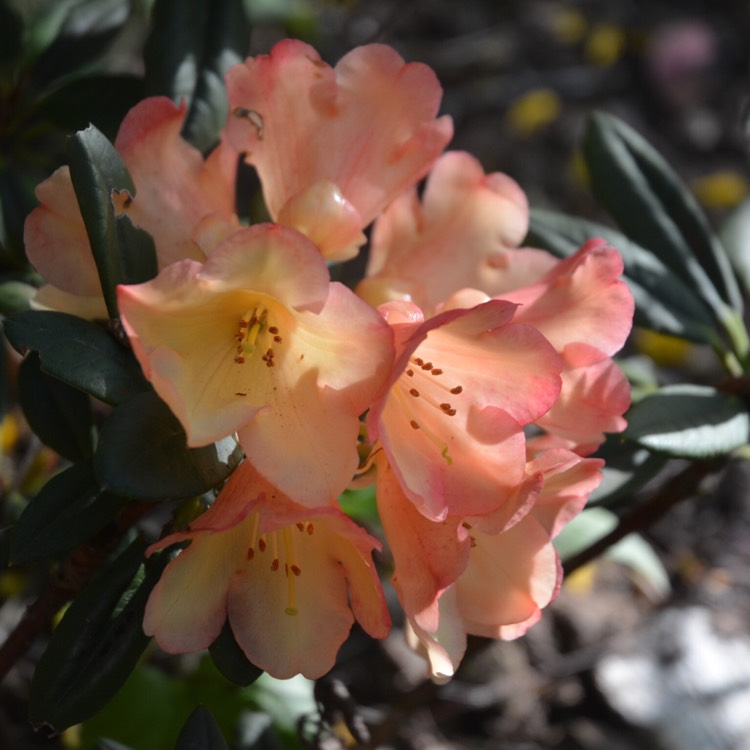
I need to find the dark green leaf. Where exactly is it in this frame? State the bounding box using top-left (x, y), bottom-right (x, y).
top-left (18, 351), bottom-right (95, 462)
top-left (624, 384), bottom-right (750, 458)
top-left (145, 0), bottom-right (250, 152)
top-left (95, 391), bottom-right (243, 500)
top-left (584, 112), bottom-right (743, 327)
top-left (0, 279), bottom-right (36, 315)
top-left (3, 310), bottom-right (150, 404)
top-left (720, 197), bottom-right (750, 299)
top-left (175, 706), bottom-right (229, 750)
top-left (0, 168), bottom-right (38, 270)
top-left (209, 621), bottom-right (263, 687)
top-left (527, 209), bottom-right (718, 344)
top-left (116, 213), bottom-right (158, 287)
top-left (39, 74), bottom-right (145, 141)
top-left (0, 2), bottom-right (23, 69)
top-left (588, 435), bottom-right (668, 508)
top-left (10, 462), bottom-right (126, 565)
top-left (31, 0), bottom-right (131, 89)
top-left (29, 538), bottom-right (169, 731)
top-left (96, 740), bottom-right (135, 750)
top-left (67, 124), bottom-right (157, 316)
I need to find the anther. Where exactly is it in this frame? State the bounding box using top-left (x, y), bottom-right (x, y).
top-left (421, 362), bottom-right (433, 371)
top-left (291, 564), bottom-right (302, 576)
top-left (440, 403), bottom-right (452, 411)
top-left (413, 357), bottom-right (424, 366)
top-left (450, 386), bottom-right (463, 394)
top-left (410, 420), bottom-right (420, 430)
top-left (296, 522), bottom-right (305, 532)
top-left (409, 388), bottom-right (420, 397)
top-left (246, 547), bottom-right (254, 560)
top-left (258, 538), bottom-right (267, 552)
top-left (406, 369), bottom-right (414, 377)
top-left (268, 326), bottom-right (279, 334)
top-left (271, 558), bottom-right (280, 571)
top-left (306, 523), bottom-right (314, 535)
top-left (431, 368), bottom-right (443, 376)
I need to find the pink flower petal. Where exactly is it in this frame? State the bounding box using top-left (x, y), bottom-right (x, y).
top-left (225, 40), bottom-right (452, 254)
top-left (362, 151), bottom-right (537, 310)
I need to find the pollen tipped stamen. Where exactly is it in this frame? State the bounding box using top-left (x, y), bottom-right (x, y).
top-left (283, 526), bottom-right (300, 616)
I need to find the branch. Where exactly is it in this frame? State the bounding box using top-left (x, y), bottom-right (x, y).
top-left (563, 458), bottom-right (721, 577)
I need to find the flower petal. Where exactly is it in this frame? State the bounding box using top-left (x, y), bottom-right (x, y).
top-left (225, 40), bottom-right (452, 242)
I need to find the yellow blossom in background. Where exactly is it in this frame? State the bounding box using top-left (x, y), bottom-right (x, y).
top-left (586, 23), bottom-right (626, 68)
top-left (692, 171), bottom-right (749, 210)
top-left (506, 88), bottom-right (561, 136)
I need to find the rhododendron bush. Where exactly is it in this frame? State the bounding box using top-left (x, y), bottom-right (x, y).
top-left (2, 2), bottom-right (750, 748)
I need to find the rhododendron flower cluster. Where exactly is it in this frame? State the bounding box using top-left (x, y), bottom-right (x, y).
top-left (24, 39), bottom-right (633, 681)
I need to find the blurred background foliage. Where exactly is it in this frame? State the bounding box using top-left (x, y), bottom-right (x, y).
top-left (3, 0), bottom-right (750, 748)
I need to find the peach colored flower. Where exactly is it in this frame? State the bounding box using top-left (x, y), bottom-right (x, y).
top-left (24, 97), bottom-right (238, 317)
top-left (359, 151), bottom-right (540, 311)
top-left (367, 299), bottom-right (562, 521)
top-left (378, 450), bottom-right (603, 682)
top-left (144, 461), bottom-right (390, 680)
top-left (118, 224), bottom-right (393, 505)
top-left (224, 39), bottom-right (453, 261)
top-left (445, 239), bottom-right (633, 454)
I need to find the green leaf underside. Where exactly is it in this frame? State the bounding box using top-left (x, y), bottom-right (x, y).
top-left (527, 209), bottom-right (718, 344)
top-left (144, 0), bottom-right (250, 153)
top-left (583, 112), bottom-right (742, 331)
top-left (624, 384), bottom-right (750, 458)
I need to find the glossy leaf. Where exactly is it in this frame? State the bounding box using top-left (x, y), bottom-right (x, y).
top-left (584, 112), bottom-right (743, 328)
top-left (10, 462), bottom-right (126, 565)
top-left (208, 621), bottom-right (264, 687)
top-left (96, 740), bottom-right (135, 750)
top-left (39, 73), bottom-right (145, 141)
top-left (0, 1), bottom-right (23, 70)
top-left (29, 538), bottom-right (170, 731)
top-left (175, 706), bottom-right (229, 750)
top-left (67, 125), bottom-right (157, 316)
top-left (95, 391), bottom-right (243, 500)
top-left (624, 384), bottom-right (750, 458)
top-left (0, 279), bottom-right (36, 315)
top-left (720, 197), bottom-right (750, 299)
top-left (19, 351), bottom-right (95, 462)
top-left (3, 310), bottom-right (150, 404)
top-left (588, 435), bottom-right (668, 508)
top-left (527, 209), bottom-right (718, 344)
top-left (556, 508), bottom-right (670, 599)
top-left (144, 0), bottom-right (250, 153)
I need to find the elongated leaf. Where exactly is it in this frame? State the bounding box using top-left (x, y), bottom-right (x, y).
top-left (30, 538), bottom-right (170, 731)
top-left (527, 209), bottom-right (718, 344)
top-left (10, 462), bottom-right (126, 565)
top-left (3, 310), bottom-right (150, 404)
top-left (624, 384), bottom-right (750, 458)
top-left (18, 352), bottom-right (95, 462)
top-left (144, 0), bottom-right (250, 152)
top-left (67, 125), bottom-right (157, 316)
top-left (556, 508), bottom-right (670, 599)
top-left (720, 197), bottom-right (750, 298)
top-left (584, 112), bottom-right (743, 327)
top-left (588, 436), bottom-right (668, 508)
top-left (208, 621), bottom-right (263, 687)
top-left (175, 706), bottom-right (229, 750)
top-left (95, 391), bottom-right (243, 500)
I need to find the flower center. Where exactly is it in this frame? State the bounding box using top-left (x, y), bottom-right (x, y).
top-left (396, 355), bottom-right (465, 464)
top-left (233, 305), bottom-right (284, 368)
top-left (246, 513), bottom-right (315, 616)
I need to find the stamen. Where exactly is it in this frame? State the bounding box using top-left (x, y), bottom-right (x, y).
top-left (431, 368), bottom-right (443, 375)
top-left (450, 386), bottom-right (463, 394)
top-left (283, 527), bottom-right (299, 616)
top-left (410, 420), bottom-right (420, 430)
